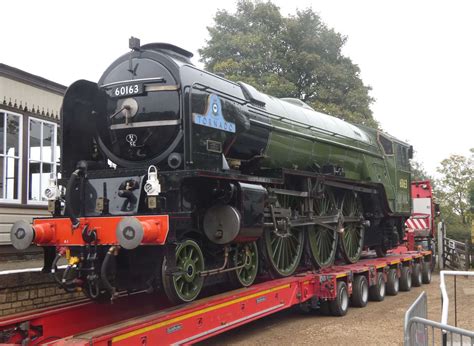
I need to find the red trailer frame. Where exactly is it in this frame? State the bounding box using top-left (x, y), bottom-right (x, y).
top-left (0, 250), bottom-right (432, 345)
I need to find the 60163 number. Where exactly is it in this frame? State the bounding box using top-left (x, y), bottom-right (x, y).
top-left (112, 84), bottom-right (142, 97)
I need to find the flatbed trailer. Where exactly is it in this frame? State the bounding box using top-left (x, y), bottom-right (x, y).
top-left (0, 250), bottom-right (433, 345)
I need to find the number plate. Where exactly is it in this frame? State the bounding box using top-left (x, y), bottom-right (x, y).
top-left (110, 83), bottom-right (144, 98)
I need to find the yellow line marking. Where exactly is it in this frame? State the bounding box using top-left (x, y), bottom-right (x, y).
top-left (112, 283), bottom-right (290, 343)
top-left (336, 273), bottom-right (347, 278)
top-left (390, 260), bottom-right (400, 265)
top-left (376, 265), bottom-right (385, 269)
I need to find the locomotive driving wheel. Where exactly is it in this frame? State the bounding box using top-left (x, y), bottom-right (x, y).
top-left (338, 191), bottom-right (365, 264)
top-left (306, 188), bottom-right (338, 268)
top-left (228, 242), bottom-right (259, 287)
top-left (261, 195), bottom-right (304, 277)
top-left (162, 239), bottom-right (205, 304)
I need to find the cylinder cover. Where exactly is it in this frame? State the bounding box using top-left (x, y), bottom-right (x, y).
top-left (203, 205), bottom-right (241, 244)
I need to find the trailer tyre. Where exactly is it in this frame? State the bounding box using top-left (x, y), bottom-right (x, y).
top-left (330, 281), bottom-right (349, 316)
top-left (422, 261), bottom-right (432, 284)
top-left (399, 266), bottom-right (412, 292)
top-left (411, 263), bottom-right (422, 287)
top-left (351, 275), bottom-right (369, 307)
top-left (369, 272), bottom-right (385, 302)
top-left (319, 300), bottom-right (331, 316)
top-left (386, 268), bottom-right (399, 296)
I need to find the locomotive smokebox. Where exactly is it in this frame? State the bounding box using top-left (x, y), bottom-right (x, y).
top-left (203, 183), bottom-right (267, 244)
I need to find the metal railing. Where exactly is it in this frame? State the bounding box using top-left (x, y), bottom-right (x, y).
top-left (406, 316), bottom-right (474, 345)
top-left (404, 291), bottom-right (428, 345)
top-left (404, 271), bottom-right (474, 346)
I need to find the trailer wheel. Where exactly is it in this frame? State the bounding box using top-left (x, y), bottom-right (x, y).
top-left (411, 262), bottom-right (422, 287)
top-left (330, 281), bottom-right (349, 316)
top-left (369, 272), bottom-right (385, 301)
top-left (319, 300), bottom-right (331, 315)
top-left (351, 275), bottom-right (368, 307)
top-left (386, 268), bottom-right (399, 296)
top-left (399, 266), bottom-right (412, 292)
top-left (422, 261), bottom-right (432, 284)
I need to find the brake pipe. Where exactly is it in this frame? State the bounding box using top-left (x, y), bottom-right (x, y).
top-left (101, 246), bottom-right (118, 299)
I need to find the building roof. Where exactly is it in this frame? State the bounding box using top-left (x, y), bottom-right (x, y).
top-left (0, 63), bottom-right (66, 95)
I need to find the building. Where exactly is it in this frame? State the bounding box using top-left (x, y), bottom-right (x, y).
top-left (0, 63), bottom-right (66, 248)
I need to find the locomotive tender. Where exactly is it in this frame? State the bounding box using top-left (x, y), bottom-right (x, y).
top-left (11, 38), bottom-right (413, 303)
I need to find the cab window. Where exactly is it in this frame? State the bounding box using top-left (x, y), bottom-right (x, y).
top-left (396, 145), bottom-right (410, 170)
top-left (378, 134), bottom-right (393, 155)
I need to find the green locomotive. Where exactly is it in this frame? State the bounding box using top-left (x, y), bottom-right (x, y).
top-left (11, 39), bottom-right (412, 304)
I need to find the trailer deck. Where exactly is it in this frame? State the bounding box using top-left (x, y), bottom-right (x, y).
top-left (0, 250), bottom-right (432, 345)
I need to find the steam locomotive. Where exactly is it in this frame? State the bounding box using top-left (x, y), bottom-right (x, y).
top-left (11, 38), bottom-right (412, 304)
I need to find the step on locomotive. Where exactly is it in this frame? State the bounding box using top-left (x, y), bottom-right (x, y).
top-left (11, 38), bottom-right (413, 304)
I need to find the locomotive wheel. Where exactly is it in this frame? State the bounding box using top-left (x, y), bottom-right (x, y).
top-left (375, 245), bottom-right (388, 258)
top-left (162, 239), bottom-right (205, 304)
top-left (261, 193), bottom-right (304, 277)
top-left (339, 191), bottom-right (365, 264)
top-left (228, 242), bottom-right (259, 287)
top-left (261, 227), bottom-right (304, 277)
top-left (306, 189), bottom-right (338, 268)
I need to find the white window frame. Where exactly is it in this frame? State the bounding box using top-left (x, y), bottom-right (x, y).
top-left (27, 117), bottom-right (59, 205)
top-left (0, 109), bottom-right (23, 204)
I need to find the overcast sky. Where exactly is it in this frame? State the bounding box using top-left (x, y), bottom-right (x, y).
top-left (2, 0), bottom-right (472, 175)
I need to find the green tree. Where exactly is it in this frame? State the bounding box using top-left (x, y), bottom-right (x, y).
top-left (410, 160), bottom-right (432, 181)
top-left (200, 0), bottom-right (377, 127)
top-left (435, 152), bottom-right (473, 240)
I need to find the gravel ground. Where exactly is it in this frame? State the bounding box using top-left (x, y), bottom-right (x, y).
top-left (202, 272), bottom-right (474, 345)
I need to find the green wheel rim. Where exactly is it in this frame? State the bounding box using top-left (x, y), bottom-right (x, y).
top-left (265, 228), bottom-right (303, 276)
top-left (172, 240), bottom-right (204, 302)
top-left (307, 189), bottom-right (337, 268)
top-left (233, 242), bottom-right (259, 287)
top-left (340, 192), bottom-right (364, 264)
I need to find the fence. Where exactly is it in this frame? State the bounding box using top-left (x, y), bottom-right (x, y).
top-left (404, 271), bottom-right (474, 346)
top-left (438, 222), bottom-right (473, 271)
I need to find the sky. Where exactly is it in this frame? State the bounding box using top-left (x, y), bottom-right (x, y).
top-left (2, 0), bottom-right (472, 176)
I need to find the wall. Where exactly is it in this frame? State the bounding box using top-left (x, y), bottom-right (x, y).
top-left (0, 271), bottom-right (83, 317)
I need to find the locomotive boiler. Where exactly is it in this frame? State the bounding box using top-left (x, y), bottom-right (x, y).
top-left (11, 38), bottom-right (413, 303)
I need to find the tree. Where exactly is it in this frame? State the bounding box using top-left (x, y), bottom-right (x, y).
top-left (199, 0), bottom-right (377, 127)
top-left (435, 152), bottom-right (473, 240)
top-left (410, 159), bottom-right (432, 181)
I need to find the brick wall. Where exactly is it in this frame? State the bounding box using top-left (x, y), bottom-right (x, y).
top-left (0, 271), bottom-right (83, 317)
